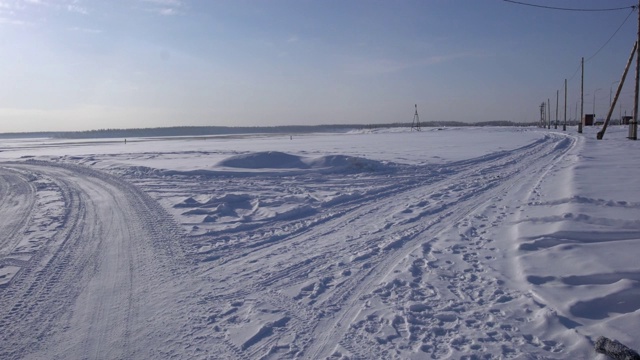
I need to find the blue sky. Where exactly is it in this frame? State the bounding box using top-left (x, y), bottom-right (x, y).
top-left (0, 0), bottom-right (638, 132)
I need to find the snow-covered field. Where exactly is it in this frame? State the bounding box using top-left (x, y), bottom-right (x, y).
top-left (1, 126), bottom-right (639, 359)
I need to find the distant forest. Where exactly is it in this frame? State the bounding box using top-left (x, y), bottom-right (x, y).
top-left (0, 121), bottom-right (538, 140)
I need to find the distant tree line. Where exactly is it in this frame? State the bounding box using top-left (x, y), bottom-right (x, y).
top-left (0, 121), bottom-right (540, 140)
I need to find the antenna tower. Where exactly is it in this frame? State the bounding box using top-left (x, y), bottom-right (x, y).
top-left (539, 102), bottom-right (546, 128)
top-left (411, 104), bottom-right (421, 131)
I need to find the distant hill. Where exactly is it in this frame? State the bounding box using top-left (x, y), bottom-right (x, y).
top-left (0, 122), bottom-right (538, 140)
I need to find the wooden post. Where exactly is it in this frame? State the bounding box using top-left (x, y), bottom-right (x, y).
top-left (580, 57), bottom-right (584, 133)
top-left (564, 79), bottom-right (567, 131)
top-left (548, 98), bottom-right (551, 129)
top-left (598, 41), bottom-right (637, 140)
top-left (555, 90), bottom-right (559, 129)
top-left (631, 0), bottom-right (640, 140)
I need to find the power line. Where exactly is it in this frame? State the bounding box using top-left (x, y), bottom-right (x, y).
top-left (586, 8), bottom-right (636, 62)
top-left (567, 62), bottom-right (581, 82)
top-left (503, 0), bottom-right (635, 12)
top-left (561, 7), bottom-right (635, 92)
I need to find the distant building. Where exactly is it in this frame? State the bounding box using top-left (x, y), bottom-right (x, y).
top-left (622, 115), bottom-right (633, 125)
top-left (583, 114), bottom-right (595, 126)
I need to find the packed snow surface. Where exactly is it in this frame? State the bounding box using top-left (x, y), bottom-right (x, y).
top-left (1, 126), bottom-right (639, 359)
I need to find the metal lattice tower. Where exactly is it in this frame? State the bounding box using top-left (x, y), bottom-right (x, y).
top-left (411, 104), bottom-right (421, 131)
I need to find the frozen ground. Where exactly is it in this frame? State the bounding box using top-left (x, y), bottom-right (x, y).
top-left (0, 126), bottom-right (638, 359)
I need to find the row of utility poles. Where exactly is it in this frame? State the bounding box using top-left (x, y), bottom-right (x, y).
top-left (542, 0), bottom-right (640, 140)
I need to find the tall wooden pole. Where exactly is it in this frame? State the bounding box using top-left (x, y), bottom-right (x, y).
top-left (553, 90), bottom-right (560, 129)
top-left (598, 41), bottom-right (637, 140)
top-left (632, 0), bottom-right (640, 140)
top-left (564, 79), bottom-right (567, 131)
top-left (580, 57), bottom-right (584, 133)
top-left (547, 98), bottom-right (551, 129)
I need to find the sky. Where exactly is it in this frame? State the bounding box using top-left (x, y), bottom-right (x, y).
top-left (0, 0), bottom-right (639, 132)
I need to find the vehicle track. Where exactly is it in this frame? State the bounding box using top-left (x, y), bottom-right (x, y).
top-left (193, 136), bottom-right (552, 262)
top-left (187, 133), bottom-right (575, 358)
top-left (0, 133), bottom-right (573, 359)
top-left (0, 161), bottom-right (192, 360)
top-left (302, 135), bottom-right (575, 358)
top-left (0, 168), bottom-right (36, 258)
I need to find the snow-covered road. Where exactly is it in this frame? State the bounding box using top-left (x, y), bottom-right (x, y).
top-left (2, 127), bottom-right (636, 359)
top-left (0, 162), bottom-right (191, 359)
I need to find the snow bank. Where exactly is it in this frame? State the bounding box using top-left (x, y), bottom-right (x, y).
top-left (513, 126), bottom-right (640, 353)
top-left (215, 151), bottom-right (392, 173)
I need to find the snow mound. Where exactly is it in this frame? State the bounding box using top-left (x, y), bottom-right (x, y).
top-left (306, 154), bottom-right (388, 172)
top-left (217, 151), bottom-right (391, 173)
top-left (218, 151), bottom-right (308, 169)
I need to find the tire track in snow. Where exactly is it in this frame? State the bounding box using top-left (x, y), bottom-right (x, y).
top-left (184, 133), bottom-right (576, 358)
top-left (0, 161), bottom-right (192, 360)
top-left (195, 136), bottom-right (552, 268)
top-left (313, 134), bottom-right (576, 359)
top-left (210, 135), bottom-right (558, 290)
top-left (0, 168), bottom-right (36, 259)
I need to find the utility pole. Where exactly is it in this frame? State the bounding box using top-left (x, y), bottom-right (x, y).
top-left (598, 41), bottom-right (637, 140)
top-left (631, 0), bottom-right (640, 140)
top-left (564, 79), bottom-right (567, 131)
top-left (554, 90), bottom-right (560, 130)
top-left (580, 57), bottom-right (584, 133)
top-left (547, 98), bottom-right (551, 129)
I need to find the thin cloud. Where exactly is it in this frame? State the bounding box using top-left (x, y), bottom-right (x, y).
top-left (142, 0), bottom-right (181, 5)
top-left (0, 0), bottom-right (91, 23)
top-left (67, 4), bottom-right (87, 14)
top-left (157, 7), bottom-right (176, 16)
top-left (143, 7), bottom-right (180, 16)
top-left (0, 16), bottom-right (31, 25)
top-left (140, 0), bottom-right (183, 16)
top-left (68, 26), bottom-right (101, 33)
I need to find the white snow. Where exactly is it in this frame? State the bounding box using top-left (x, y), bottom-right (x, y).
top-left (0, 125), bottom-right (638, 359)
